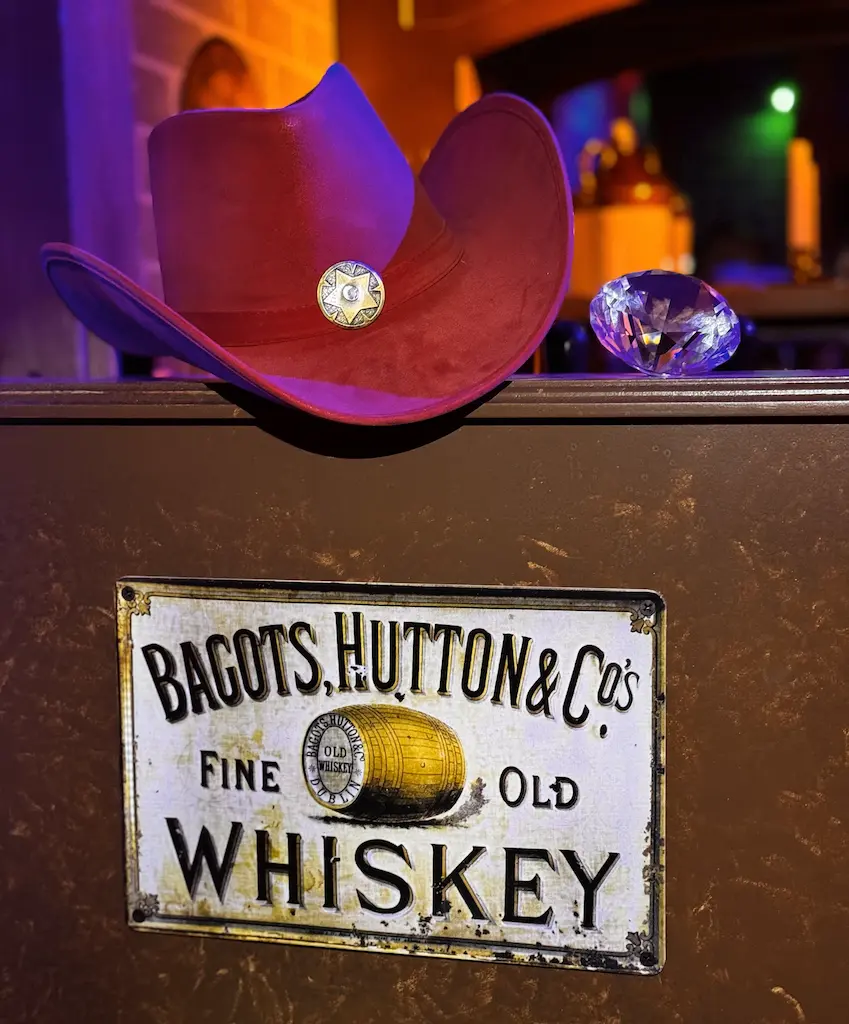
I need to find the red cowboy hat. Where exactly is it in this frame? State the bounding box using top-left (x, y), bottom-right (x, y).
top-left (41, 64), bottom-right (572, 426)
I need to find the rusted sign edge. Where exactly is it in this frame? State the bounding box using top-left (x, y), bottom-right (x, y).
top-left (116, 578), bottom-right (666, 975)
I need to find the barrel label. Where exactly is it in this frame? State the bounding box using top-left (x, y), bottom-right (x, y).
top-left (118, 579), bottom-right (665, 974)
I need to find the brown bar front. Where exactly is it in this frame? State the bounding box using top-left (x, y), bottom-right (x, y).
top-left (1, 377), bottom-right (847, 1023)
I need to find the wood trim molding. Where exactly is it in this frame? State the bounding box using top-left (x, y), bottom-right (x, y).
top-left (3, 375), bottom-right (849, 422)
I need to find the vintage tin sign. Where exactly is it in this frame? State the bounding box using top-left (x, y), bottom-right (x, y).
top-left (117, 579), bottom-right (665, 974)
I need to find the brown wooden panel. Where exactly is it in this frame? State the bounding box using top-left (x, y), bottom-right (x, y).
top-left (0, 380), bottom-right (847, 1022)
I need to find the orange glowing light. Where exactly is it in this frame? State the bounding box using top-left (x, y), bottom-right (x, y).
top-left (398, 0), bottom-right (415, 30)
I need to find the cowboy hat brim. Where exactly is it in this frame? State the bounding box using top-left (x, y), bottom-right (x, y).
top-left (41, 94), bottom-right (572, 426)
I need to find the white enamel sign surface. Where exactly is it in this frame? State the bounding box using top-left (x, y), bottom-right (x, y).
top-left (118, 580), bottom-right (665, 974)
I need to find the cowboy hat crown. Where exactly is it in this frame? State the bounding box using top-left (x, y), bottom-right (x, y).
top-left (152, 64), bottom-right (428, 321)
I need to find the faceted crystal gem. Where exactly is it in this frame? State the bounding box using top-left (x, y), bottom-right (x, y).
top-left (589, 270), bottom-right (741, 376)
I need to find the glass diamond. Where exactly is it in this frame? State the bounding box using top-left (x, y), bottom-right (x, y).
top-left (589, 270), bottom-right (741, 376)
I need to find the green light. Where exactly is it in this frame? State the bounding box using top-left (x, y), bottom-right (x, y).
top-left (770, 85), bottom-right (796, 113)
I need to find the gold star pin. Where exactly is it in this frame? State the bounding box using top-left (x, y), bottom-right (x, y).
top-left (317, 261), bottom-right (385, 329)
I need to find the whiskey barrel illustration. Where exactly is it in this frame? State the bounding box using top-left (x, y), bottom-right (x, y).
top-left (302, 705), bottom-right (466, 821)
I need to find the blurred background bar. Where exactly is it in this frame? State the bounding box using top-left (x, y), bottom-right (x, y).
top-left (4, 0), bottom-right (849, 380)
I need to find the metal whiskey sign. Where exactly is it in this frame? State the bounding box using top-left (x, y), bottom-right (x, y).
top-left (117, 579), bottom-right (665, 974)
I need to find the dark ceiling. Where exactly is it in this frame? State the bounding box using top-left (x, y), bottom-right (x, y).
top-left (476, 0), bottom-right (849, 108)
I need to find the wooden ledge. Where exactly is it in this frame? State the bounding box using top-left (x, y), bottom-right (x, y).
top-left (3, 373), bottom-right (849, 422)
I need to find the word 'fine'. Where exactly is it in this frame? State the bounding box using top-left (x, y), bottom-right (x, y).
top-left (141, 612), bottom-right (642, 728)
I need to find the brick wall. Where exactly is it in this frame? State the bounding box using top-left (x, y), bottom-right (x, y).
top-left (130, 0), bottom-right (337, 300)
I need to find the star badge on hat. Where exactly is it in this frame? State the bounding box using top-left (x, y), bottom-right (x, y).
top-left (318, 261), bottom-right (385, 328)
